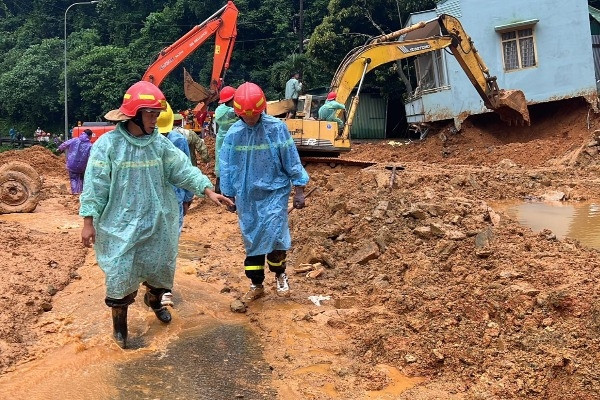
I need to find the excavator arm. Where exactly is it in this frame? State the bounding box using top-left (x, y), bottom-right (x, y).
top-left (330, 14), bottom-right (530, 140)
top-left (142, 0), bottom-right (238, 101)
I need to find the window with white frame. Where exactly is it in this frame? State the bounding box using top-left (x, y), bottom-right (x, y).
top-left (501, 27), bottom-right (536, 71)
top-left (414, 50), bottom-right (447, 92)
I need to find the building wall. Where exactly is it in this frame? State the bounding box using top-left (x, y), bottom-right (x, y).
top-left (405, 0), bottom-right (597, 124)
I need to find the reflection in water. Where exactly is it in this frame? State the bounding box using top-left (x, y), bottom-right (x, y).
top-left (115, 323), bottom-right (276, 400)
top-left (498, 202), bottom-right (600, 250)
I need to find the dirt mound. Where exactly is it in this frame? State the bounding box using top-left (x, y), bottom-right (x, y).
top-left (287, 161), bottom-right (600, 399)
top-left (0, 221), bottom-right (86, 373)
top-left (345, 98), bottom-right (595, 168)
top-left (0, 146), bottom-right (65, 178)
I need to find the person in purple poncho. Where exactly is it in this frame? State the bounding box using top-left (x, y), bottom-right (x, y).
top-left (58, 129), bottom-right (93, 194)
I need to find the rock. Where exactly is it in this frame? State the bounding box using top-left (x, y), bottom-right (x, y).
top-left (475, 226), bottom-right (494, 249)
top-left (346, 241), bottom-right (380, 264)
top-left (475, 249), bottom-right (493, 258)
top-left (47, 285), bottom-right (58, 296)
top-left (407, 205), bottom-right (428, 220)
top-left (404, 354), bottom-right (417, 363)
top-left (40, 302), bottom-right (53, 312)
top-left (437, 241), bottom-right (458, 261)
top-left (542, 191), bottom-right (566, 202)
top-left (413, 226), bottom-right (433, 239)
top-left (446, 229), bottom-right (466, 240)
top-left (429, 222), bottom-right (446, 238)
top-left (372, 274), bottom-right (390, 289)
top-left (230, 299), bottom-right (246, 313)
top-left (373, 201), bottom-right (390, 218)
top-left (498, 159), bottom-right (518, 168)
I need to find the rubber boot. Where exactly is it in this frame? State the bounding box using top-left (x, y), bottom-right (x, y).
top-left (144, 291), bottom-right (172, 323)
top-left (111, 306), bottom-right (128, 349)
top-left (215, 177), bottom-right (221, 194)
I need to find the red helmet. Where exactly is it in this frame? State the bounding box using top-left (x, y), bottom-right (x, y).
top-left (218, 86), bottom-right (236, 103)
top-left (326, 91), bottom-right (337, 101)
top-left (233, 82), bottom-right (267, 117)
top-left (119, 81), bottom-right (167, 117)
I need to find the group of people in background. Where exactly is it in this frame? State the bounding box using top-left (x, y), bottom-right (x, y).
top-left (75, 78), bottom-right (308, 349)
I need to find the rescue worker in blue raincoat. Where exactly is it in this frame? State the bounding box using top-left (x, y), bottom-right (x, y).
top-left (79, 81), bottom-right (233, 349)
top-left (213, 85), bottom-right (238, 193)
top-left (219, 82), bottom-right (309, 303)
top-left (57, 129), bottom-right (93, 194)
top-left (318, 91), bottom-right (346, 133)
top-left (156, 102), bottom-right (194, 233)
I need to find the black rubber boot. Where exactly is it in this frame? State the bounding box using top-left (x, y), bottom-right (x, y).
top-left (215, 177), bottom-right (221, 194)
top-left (111, 306), bottom-right (128, 349)
top-left (144, 291), bottom-right (172, 324)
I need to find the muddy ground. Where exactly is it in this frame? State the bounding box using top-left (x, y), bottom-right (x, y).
top-left (1, 97), bottom-right (600, 399)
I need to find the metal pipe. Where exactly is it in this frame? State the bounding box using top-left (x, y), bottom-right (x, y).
top-left (341, 58), bottom-right (370, 140)
top-left (64, 1), bottom-right (99, 141)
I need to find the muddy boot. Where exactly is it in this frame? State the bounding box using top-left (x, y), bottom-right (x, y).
top-left (111, 306), bottom-right (128, 349)
top-left (243, 284), bottom-right (265, 303)
top-left (144, 291), bottom-right (172, 324)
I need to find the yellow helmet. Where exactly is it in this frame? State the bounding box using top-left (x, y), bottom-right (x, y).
top-left (157, 101), bottom-right (174, 134)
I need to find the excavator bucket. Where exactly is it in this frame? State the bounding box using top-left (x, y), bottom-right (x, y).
top-left (495, 89), bottom-right (530, 126)
top-left (266, 99), bottom-right (295, 117)
top-left (183, 68), bottom-right (217, 103)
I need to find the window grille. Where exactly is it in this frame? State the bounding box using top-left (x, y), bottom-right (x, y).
top-left (501, 28), bottom-right (536, 70)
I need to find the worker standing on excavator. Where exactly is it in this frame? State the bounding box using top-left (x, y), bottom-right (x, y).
top-left (213, 85), bottom-right (237, 193)
top-left (318, 91), bottom-right (346, 131)
top-left (285, 72), bottom-right (302, 118)
top-left (219, 82), bottom-right (309, 303)
top-left (79, 81), bottom-right (233, 349)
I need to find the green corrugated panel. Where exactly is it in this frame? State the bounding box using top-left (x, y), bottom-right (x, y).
top-left (590, 6), bottom-right (600, 35)
top-left (347, 93), bottom-right (387, 139)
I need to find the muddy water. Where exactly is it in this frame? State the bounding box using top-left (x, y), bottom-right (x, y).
top-left (494, 201), bottom-right (600, 249)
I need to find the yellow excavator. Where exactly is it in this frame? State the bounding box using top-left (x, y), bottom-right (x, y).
top-left (267, 14), bottom-right (530, 155)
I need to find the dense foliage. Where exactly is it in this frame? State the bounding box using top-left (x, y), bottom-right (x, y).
top-left (0, 0), bottom-right (437, 136)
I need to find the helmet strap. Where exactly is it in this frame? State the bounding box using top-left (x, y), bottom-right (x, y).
top-left (132, 112), bottom-right (152, 135)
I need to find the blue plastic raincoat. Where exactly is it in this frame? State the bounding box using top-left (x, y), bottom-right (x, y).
top-left (79, 123), bottom-right (213, 299)
top-left (166, 130), bottom-right (194, 230)
top-left (219, 114), bottom-right (309, 256)
top-left (214, 103), bottom-right (238, 176)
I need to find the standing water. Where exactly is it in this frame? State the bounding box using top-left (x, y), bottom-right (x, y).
top-left (496, 201), bottom-right (600, 249)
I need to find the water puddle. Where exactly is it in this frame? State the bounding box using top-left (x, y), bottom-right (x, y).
top-left (365, 364), bottom-right (426, 398)
top-left (493, 201), bottom-right (600, 249)
top-left (115, 323), bottom-right (276, 400)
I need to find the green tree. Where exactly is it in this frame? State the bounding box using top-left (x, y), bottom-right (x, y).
top-left (0, 38), bottom-right (63, 129)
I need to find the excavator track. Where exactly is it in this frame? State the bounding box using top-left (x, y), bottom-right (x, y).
top-left (301, 156), bottom-right (377, 168)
